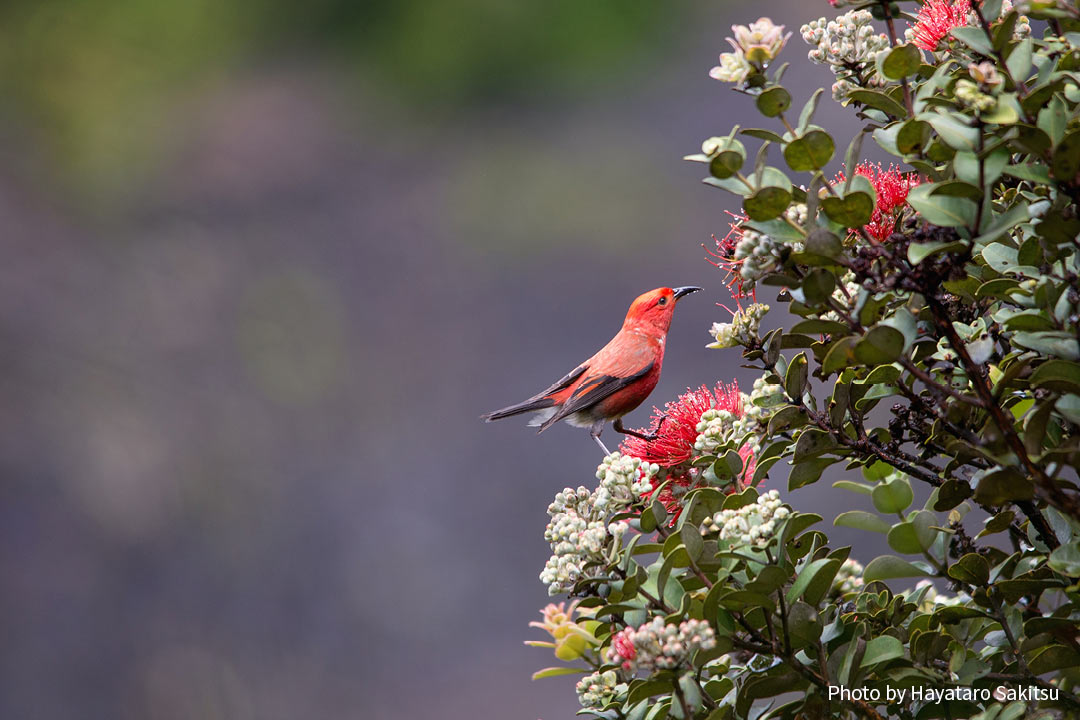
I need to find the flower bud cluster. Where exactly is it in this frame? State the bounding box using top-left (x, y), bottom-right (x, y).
top-left (540, 455), bottom-right (656, 595)
top-left (955, 80), bottom-right (997, 112)
top-left (710, 50), bottom-right (752, 84)
top-left (734, 229), bottom-right (784, 286)
top-left (801, 11), bottom-right (890, 101)
top-left (730, 18), bottom-right (791, 64)
top-left (708, 303), bottom-right (771, 349)
top-left (692, 412), bottom-right (741, 459)
top-left (739, 375), bottom-right (787, 453)
top-left (785, 202), bottom-right (810, 228)
top-left (968, 61), bottom-right (1003, 91)
top-left (606, 618), bottom-right (717, 672)
top-left (594, 453), bottom-right (657, 513)
top-left (833, 558), bottom-right (865, 596)
top-left (956, 61), bottom-right (1005, 113)
top-left (576, 670), bottom-right (621, 709)
top-left (703, 489), bottom-right (789, 548)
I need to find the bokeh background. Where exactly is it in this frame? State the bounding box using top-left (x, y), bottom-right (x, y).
top-left (0, 2), bottom-right (888, 718)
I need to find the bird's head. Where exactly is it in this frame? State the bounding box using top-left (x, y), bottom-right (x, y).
top-left (623, 286), bottom-right (702, 335)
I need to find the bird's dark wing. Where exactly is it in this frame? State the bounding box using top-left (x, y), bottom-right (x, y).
top-left (480, 364), bottom-right (587, 422)
top-left (538, 361), bottom-right (654, 432)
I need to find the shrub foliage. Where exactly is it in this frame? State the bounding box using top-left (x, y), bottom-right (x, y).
top-left (526, 1), bottom-right (1080, 718)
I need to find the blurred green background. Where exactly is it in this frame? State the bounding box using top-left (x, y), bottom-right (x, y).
top-left (0, 1), bottom-right (867, 718)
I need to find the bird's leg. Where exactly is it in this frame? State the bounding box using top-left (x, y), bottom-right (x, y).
top-left (590, 421), bottom-right (612, 455)
top-left (614, 416), bottom-right (666, 442)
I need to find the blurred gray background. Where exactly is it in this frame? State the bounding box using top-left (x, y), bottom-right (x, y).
top-left (0, 1), bottom-right (883, 718)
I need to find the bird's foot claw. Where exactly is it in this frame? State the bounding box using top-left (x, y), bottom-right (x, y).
top-left (615, 415), bottom-right (667, 442)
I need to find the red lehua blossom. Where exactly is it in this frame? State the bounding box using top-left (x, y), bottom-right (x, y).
top-left (620, 382), bottom-right (756, 521)
top-left (910, 0), bottom-right (971, 52)
top-left (834, 163), bottom-right (921, 242)
top-left (620, 383), bottom-right (739, 467)
top-left (705, 211), bottom-right (756, 307)
top-left (611, 628), bottom-right (637, 670)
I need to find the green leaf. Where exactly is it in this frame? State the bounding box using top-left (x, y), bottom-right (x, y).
top-left (756, 86), bottom-right (792, 117)
top-left (877, 43), bottom-right (922, 80)
top-left (954, 148), bottom-right (1010, 188)
top-left (833, 480), bottom-right (873, 495)
top-left (928, 179), bottom-right (982, 199)
top-left (798, 88), bottom-right (824, 133)
top-left (784, 130), bottom-right (835, 172)
top-left (873, 122), bottom-right (902, 157)
top-left (1031, 360), bottom-right (1080, 392)
top-left (897, 119), bottom-right (932, 154)
top-left (983, 94), bottom-right (1021, 125)
top-left (1002, 162), bottom-right (1051, 184)
top-left (906, 183), bottom-right (977, 227)
top-left (802, 269), bottom-right (836, 306)
top-left (789, 457), bottom-right (837, 490)
top-left (821, 191), bottom-right (875, 227)
top-left (1048, 541), bottom-right (1080, 578)
top-left (794, 428), bottom-right (836, 461)
top-left (934, 479), bottom-right (971, 511)
top-left (861, 635), bottom-right (904, 667)
top-left (1052, 130), bottom-right (1080, 182)
top-left (741, 127), bottom-right (785, 143)
top-left (835, 510), bottom-right (891, 534)
top-left (822, 336), bottom-right (858, 377)
top-left (948, 553), bottom-right (990, 585)
top-left (872, 475), bottom-right (914, 513)
top-left (843, 131), bottom-right (866, 180)
top-left (703, 136), bottom-right (747, 180)
top-left (908, 239), bottom-right (966, 265)
top-left (787, 601), bottom-right (822, 646)
top-left (1028, 645), bottom-right (1080, 675)
top-left (923, 112), bottom-right (978, 152)
top-left (710, 151), bottom-right (745, 180)
top-left (974, 467), bottom-right (1034, 504)
top-left (863, 555), bottom-right (931, 582)
top-left (744, 186), bottom-right (793, 221)
top-left (887, 511), bottom-right (936, 554)
top-left (785, 352), bottom-right (809, 399)
top-left (627, 678), bottom-right (674, 704)
top-left (980, 243), bottom-right (1018, 272)
top-left (1057, 394), bottom-right (1080, 424)
top-left (681, 523), bottom-right (704, 562)
top-left (1012, 331), bottom-right (1080, 361)
top-left (1038, 95), bottom-right (1066, 147)
top-left (532, 666), bottom-right (587, 680)
top-left (849, 89), bottom-right (907, 118)
top-left (804, 228), bottom-right (843, 260)
top-left (1006, 37), bottom-right (1033, 83)
top-left (787, 557), bottom-right (842, 606)
top-left (855, 326), bottom-right (906, 365)
top-left (950, 26), bottom-right (993, 55)
top-left (972, 202), bottom-right (1030, 245)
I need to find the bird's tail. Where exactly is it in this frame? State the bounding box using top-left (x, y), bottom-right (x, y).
top-left (480, 398), bottom-right (556, 423)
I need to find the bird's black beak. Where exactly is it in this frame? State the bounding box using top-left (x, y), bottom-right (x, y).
top-left (673, 286), bottom-right (703, 301)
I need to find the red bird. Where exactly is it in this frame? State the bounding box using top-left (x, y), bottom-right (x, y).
top-left (482, 286), bottom-right (702, 454)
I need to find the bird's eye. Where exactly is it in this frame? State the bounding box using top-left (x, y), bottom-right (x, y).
top-left (658, 296), bottom-right (668, 306)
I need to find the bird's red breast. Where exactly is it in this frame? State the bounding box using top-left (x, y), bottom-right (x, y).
top-left (550, 329), bottom-right (664, 420)
top-left (480, 286), bottom-right (701, 434)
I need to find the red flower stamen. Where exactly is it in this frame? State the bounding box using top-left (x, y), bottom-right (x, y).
top-left (705, 211), bottom-right (756, 306)
top-left (620, 382), bottom-right (756, 521)
top-left (910, 0), bottom-right (971, 52)
top-left (833, 163), bottom-right (921, 242)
